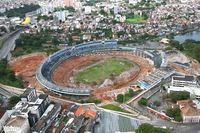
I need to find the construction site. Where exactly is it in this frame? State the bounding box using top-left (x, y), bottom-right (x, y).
top-left (52, 51), bottom-right (153, 101)
top-left (9, 52), bottom-right (47, 90)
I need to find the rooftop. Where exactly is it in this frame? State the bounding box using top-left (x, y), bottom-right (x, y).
top-left (177, 100), bottom-right (200, 116)
top-left (74, 106), bottom-right (86, 117)
top-left (84, 109), bottom-right (97, 119)
top-left (173, 76), bottom-right (195, 82)
top-left (20, 88), bottom-right (35, 98)
top-left (5, 116), bottom-right (27, 127)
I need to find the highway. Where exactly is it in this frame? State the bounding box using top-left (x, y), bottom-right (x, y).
top-left (0, 87), bottom-right (14, 98)
top-left (0, 83), bottom-right (75, 105)
top-left (0, 30), bottom-right (21, 60)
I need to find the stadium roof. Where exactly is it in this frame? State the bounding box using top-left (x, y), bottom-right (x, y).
top-left (21, 17), bottom-right (31, 25)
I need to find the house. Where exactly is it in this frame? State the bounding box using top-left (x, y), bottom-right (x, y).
top-left (177, 100), bottom-right (200, 123)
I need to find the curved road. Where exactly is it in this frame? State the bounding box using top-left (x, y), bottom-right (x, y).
top-left (0, 30), bottom-right (21, 60)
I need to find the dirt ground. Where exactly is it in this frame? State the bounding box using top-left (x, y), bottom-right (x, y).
top-left (52, 51), bottom-right (153, 101)
top-left (9, 52), bottom-right (47, 90)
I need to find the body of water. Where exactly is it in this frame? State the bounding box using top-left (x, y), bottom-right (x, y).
top-left (174, 30), bottom-right (200, 43)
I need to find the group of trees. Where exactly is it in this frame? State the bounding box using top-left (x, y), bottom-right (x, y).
top-left (13, 30), bottom-right (60, 56)
top-left (37, 15), bottom-right (53, 21)
top-left (8, 96), bottom-right (21, 109)
top-left (0, 60), bottom-right (23, 88)
top-left (166, 107), bottom-right (182, 122)
top-left (54, 6), bottom-right (75, 12)
top-left (79, 99), bottom-right (101, 104)
top-left (169, 40), bottom-right (200, 62)
top-left (116, 89), bottom-right (135, 103)
top-left (164, 91), bottom-right (190, 103)
top-left (135, 123), bottom-right (170, 133)
top-left (138, 98), bottom-right (148, 106)
top-left (1, 4), bottom-right (40, 18)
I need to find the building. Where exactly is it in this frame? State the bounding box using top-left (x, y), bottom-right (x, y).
top-left (32, 103), bottom-right (61, 133)
top-left (54, 11), bottom-right (66, 22)
top-left (177, 100), bottom-right (200, 123)
top-left (3, 116), bottom-right (30, 133)
top-left (129, 0), bottom-right (141, 5)
top-left (64, 0), bottom-right (76, 7)
top-left (20, 88), bottom-right (37, 102)
top-left (168, 76), bottom-right (200, 98)
top-left (3, 88), bottom-right (50, 133)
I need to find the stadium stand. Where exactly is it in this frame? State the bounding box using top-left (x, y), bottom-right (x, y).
top-left (36, 40), bottom-right (163, 96)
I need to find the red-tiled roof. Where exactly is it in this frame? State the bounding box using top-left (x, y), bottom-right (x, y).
top-left (74, 106), bottom-right (86, 117)
top-left (84, 109), bottom-right (97, 119)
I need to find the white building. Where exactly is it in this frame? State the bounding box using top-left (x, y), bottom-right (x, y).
top-left (84, 6), bottom-right (92, 14)
top-left (3, 116), bottom-right (30, 133)
top-left (54, 11), bottom-right (66, 22)
top-left (129, 0), bottom-right (142, 5)
top-left (168, 76), bottom-right (200, 98)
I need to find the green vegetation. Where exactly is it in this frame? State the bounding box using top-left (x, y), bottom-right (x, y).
top-left (85, 0), bottom-right (106, 6)
top-left (80, 99), bottom-right (101, 104)
top-left (135, 123), bottom-right (170, 133)
top-left (63, 116), bottom-right (69, 124)
top-left (126, 15), bottom-right (147, 24)
top-left (118, 33), bottom-right (158, 45)
top-left (169, 40), bottom-right (200, 62)
top-left (1, 4), bottom-right (40, 18)
top-left (116, 89), bottom-right (141, 103)
top-left (164, 91), bottom-right (190, 103)
top-left (102, 28), bottom-right (113, 39)
top-left (153, 100), bottom-right (161, 107)
top-left (8, 96), bottom-right (20, 109)
top-left (125, 13), bottom-right (148, 24)
top-left (0, 60), bottom-right (23, 88)
top-left (166, 107), bottom-right (182, 122)
top-left (74, 58), bottom-right (135, 84)
top-left (116, 94), bottom-right (124, 103)
top-left (101, 104), bottom-right (129, 113)
top-left (138, 98), bottom-right (148, 106)
top-left (54, 6), bottom-right (75, 12)
top-left (37, 15), bottom-right (53, 21)
top-left (13, 30), bottom-right (60, 57)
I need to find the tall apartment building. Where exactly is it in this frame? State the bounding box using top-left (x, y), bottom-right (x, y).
top-left (168, 76), bottom-right (200, 98)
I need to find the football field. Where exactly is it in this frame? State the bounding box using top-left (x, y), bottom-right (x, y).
top-left (74, 58), bottom-right (138, 84)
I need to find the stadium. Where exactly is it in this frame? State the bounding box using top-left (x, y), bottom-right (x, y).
top-left (36, 40), bottom-right (163, 97)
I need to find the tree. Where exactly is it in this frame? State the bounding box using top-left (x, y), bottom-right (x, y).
top-left (8, 96), bottom-right (20, 109)
top-left (166, 107), bottom-right (182, 122)
top-left (117, 94), bottom-right (124, 103)
top-left (135, 123), bottom-right (170, 133)
top-left (138, 98), bottom-right (148, 106)
top-left (153, 100), bottom-right (161, 107)
top-left (169, 91), bottom-right (190, 103)
top-left (128, 89), bottom-right (135, 97)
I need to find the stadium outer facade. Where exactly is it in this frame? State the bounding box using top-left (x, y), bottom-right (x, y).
top-left (36, 40), bottom-right (162, 96)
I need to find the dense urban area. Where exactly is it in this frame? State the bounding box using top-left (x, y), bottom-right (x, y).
top-left (0, 0), bottom-right (200, 133)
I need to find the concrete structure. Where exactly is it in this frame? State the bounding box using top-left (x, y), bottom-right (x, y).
top-left (177, 100), bottom-right (200, 123)
top-left (37, 40), bottom-right (164, 96)
top-left (168, 76), bottom-right (200, 98)
top-left (129, 0), bottom-right (141, 5)
top-left (3, 116), bottom-right (30, 133)
top-left (2, 88), bottom-right (50, 133)
top-left (64, 0), bottom-right (76, 7)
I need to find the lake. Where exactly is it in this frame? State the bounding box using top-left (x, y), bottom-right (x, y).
top-left (174, 30), bottom-right (200, 43)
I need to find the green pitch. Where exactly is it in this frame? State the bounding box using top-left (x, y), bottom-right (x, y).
top-left (126, 15), bottom-right (146, 24)
top-left (74, 58), bottom-right (137, 84)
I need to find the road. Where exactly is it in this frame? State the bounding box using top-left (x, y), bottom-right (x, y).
top-left (0, 87), bottom-right (14, 98)
top-left (0, 83), bottom-right (75, 105)
top-left (0, 30), bottom-right (21, 60)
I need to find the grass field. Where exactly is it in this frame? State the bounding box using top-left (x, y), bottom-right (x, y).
top-left (101, 104), bottom-right (129, 113)
top-left (74, 58), bottom-right (137, 84)
top-left (126, 15), bottom-right (146, 24)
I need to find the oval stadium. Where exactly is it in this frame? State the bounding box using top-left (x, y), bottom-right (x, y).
top-left (36, 40), bottom-right (162, 96)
